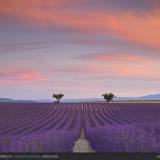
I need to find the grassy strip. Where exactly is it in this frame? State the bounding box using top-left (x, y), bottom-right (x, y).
top-left (97, 100), bottom-right (160, 103)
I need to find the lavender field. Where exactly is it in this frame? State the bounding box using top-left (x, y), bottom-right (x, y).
top-left (0, 102), bottom-right (160, 153)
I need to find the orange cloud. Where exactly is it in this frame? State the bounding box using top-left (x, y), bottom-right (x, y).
top-left (61, 11), bottom-right (160, 49)
top-left (64, 61), bottom-right (160, 80)
top-left (83, 53), bottom-right (153, 63)
top-left (86, 64), bottom-right (160, 79)
top-left (111, 65), bottom-right (159, 78)
top-left (0, 0), bottom-right (160, 48)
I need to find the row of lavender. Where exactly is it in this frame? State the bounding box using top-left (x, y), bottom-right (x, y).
top-left (84, 103), bottom-right (160, 152)
top-left (0, 102), bottom-right (160, 152)
top-left (0, 103), bottom-right (81, 152)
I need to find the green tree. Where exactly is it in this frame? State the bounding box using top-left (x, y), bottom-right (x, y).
top-left (102, 93), bottom-right (115, 103)
top-left (52, 94), bottom-right (64, 103)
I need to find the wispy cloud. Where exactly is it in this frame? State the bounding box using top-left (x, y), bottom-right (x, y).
top-left (59, 60), bottom-right (160, 80)
top-left (0, 41), bottom-right (52, 54)
top-left (80, 53), bottom-right (154, 63)
top-left (0, 0), bottom-right (160, 49)
top-left (0, 67), bottom-right (47, 85)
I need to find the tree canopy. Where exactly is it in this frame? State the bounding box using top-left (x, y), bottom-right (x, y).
top-left (102, 93), bottom-right (115, 102)
top-left (53, 94), bottom-right (64, 103)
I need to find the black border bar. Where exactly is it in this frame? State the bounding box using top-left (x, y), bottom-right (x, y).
top-left (0, 153), bottom-right (160, 160)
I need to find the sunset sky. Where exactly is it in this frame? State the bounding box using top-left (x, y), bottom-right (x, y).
top-left (0, 0), bottom-right (160, 99)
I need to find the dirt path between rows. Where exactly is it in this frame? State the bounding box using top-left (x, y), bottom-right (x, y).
top-left (72, 107), bottom-right (95, 152)
top-left (72, 127), bottom-right (95, 153)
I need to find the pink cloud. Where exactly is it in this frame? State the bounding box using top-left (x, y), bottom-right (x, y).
top-left (0, 67), bottom-right (47, 85)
